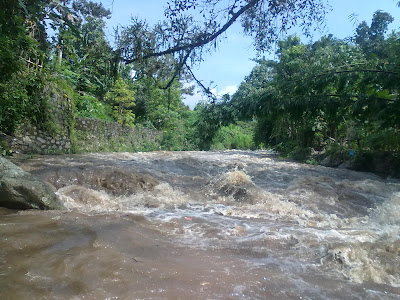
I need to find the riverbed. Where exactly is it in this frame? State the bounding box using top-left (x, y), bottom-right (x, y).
top-left (1, 150), bottom-right (399, 299)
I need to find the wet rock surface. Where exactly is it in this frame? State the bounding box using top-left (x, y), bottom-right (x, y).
top-left (0, 156), bottom-right (64, 210)
top-left (32, 166), bottom-right (160, 196)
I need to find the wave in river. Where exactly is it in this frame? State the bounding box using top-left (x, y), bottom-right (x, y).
top-left (1, 150), bottom-right (400, 299)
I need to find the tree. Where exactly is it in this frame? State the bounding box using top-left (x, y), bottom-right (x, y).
top-left (194, 95), bottom-right (237, 150)
top-left (229, 59), bottom-right (276, 120)
top-left (355, 11), bottom-right (394, 57)
top-left (118, 0), bottom-right (328, 94)
top-left (222, 10), bottom-right (400, 159)
top-left (52, 0), bottom-right (115, 98)
top-left (0, 0), bottom-right (51, 80)
top-left (105, 77), bottom-right (136, 125)
top-left (0, 0), bottom-right (53, 134)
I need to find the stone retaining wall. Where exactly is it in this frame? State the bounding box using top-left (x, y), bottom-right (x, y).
top-left (1, 118), bottom-right (162, 154)
top-left (1, 117), bottom-right (162, 154)
top-left (2, 126), bottom-right (72, 154)
top-left (74, 118), bottom-right (162, 153)
top-left (0, 91), bottom-right (162, 154)
top-left (1, 90), bottom-right (73, 154)
top-left (0, 87), bottom-right (162, 154)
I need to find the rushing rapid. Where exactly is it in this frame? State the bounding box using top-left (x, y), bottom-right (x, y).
top-left (1, 150), bottom-right (400, 299)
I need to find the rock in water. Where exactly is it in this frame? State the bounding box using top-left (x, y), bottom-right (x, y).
top-left (320, 155), bottom-right (331, 166)
top-left (0, 156), bottom-right (64, 210)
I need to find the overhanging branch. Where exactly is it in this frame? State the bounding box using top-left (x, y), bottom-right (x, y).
top-left (185, 63), bottom-right (217, 101)
top-left (124, 0), bottom-right (259, 64)
top-left (162, 50), bottom-right (192, 90)
top-left (286, 67), bottom-right (400, 83)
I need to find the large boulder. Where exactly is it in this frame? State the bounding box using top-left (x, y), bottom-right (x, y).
top-left (0, 156), bottom-right (65, 210)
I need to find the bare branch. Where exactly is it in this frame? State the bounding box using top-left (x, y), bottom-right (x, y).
top-left (185, 63), bottom-right (217, 101)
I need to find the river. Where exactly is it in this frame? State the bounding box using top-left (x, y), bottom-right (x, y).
top-left (1, 150), bottom-right (399, 299)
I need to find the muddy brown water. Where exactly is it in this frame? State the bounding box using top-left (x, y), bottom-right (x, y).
top-left (1, 150), bottom-right (400, 299)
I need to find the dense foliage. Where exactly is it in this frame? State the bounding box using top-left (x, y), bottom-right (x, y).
top-left (0, 0), bottom-right (48, 134)
top-left (0, 0), bottom-right (195, 151)
top-left (200, 11), bottom-right (399, 172)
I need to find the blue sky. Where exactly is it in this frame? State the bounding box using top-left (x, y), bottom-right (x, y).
top-left (100, 0), bottom-right (400, 108)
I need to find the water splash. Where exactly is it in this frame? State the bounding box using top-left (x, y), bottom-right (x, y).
top-left (2, 150), bottom-right (400, 298)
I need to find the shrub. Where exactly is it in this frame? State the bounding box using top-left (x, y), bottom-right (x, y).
top-left (211, 123), bottom-right (255, 150)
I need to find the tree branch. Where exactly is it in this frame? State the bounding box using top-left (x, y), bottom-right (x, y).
top-left (331, 69), bottom-right (400, 76)
top-left (124, 0), bottom-right (259, 63)
top-left (322, 93), bottom-right (398, 102)
top-left (162, 50), bottom-right (192, 90)
top-left (286, 67), bottom-right (400, 83)
top-left (298, 93), bottom-right (398, 102)
top-left (185, 63), bottom-right (217, 101)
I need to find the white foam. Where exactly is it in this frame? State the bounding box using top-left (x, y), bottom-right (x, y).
top-left (328, 245), bottom-right (400, 286)
top-left (372, 192), bottom-right (400, 225)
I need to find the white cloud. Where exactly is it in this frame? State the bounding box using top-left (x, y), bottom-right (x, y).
top-left (219, 85), bottom-right (238, 96)
top-left (211, 85), bottom-right (238, 97)
top-left (183, 92), bottom-right (204, 109)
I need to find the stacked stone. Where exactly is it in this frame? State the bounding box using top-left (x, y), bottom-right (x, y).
top-left (3, 115), bottom-right (162, 154)
top-left (10, 125), bottom-right (71, 154)
top-left (75, 118), bottom-right (162, 153)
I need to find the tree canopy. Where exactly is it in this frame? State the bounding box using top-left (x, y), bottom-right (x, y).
top-left (117, 0), bottom-right (328, 94)
top-left (198, 10), bottom-right (400, 167)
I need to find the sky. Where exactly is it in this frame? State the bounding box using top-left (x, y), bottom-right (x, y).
top-left (100, 0), bottom-right (400, 108)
